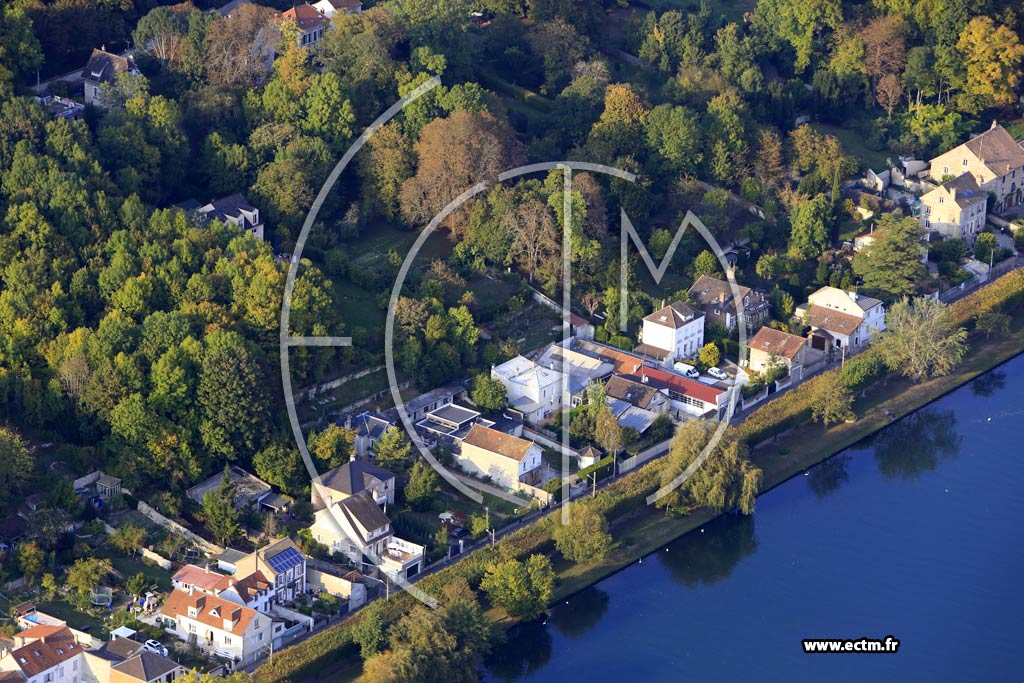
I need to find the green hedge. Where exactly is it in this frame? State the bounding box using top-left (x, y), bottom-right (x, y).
top-left (476, 71), bottom-right (554, 113)
top-left (577, 455), bottom-right (615, 483)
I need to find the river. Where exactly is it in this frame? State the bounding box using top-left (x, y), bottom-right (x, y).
top-left (485, 358), bottom-right (1024, 682)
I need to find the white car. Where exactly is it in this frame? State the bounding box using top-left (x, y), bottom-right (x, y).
top-left (143, 640), bottom-right (168, 657)
top-left (707, 367), bottom-right (728, 381)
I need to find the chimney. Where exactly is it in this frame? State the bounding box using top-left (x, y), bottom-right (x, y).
top-left (725, 266), bottom-right (736, 281)
top-left (991, 120), bottom-right (998, 130)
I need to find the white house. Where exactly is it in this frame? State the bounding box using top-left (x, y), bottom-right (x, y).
top-left (0, 625), bottom-right (85, 683)
top-left (160, 590), bottom-right (275, 666)
top-left (457, 424), bottom-right (542, 489)
top-left (311, 0), bottom-right (361, 17)
top-left (636, 301), bottom-right (705, 364)
top-left (80, 48), bottom-right (139, 106)
top-left (196, 193), bottom-right (264, 240)
top-left (491, 356), bottom-right (564, 424)
top-left (310, 491), bottom-right (424, 581)
top-left (796, 287), bottom-right (886, 353)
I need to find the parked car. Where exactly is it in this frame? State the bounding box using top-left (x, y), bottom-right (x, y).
top-left (673, 362), bottom-right (699, 379)
top-left (448, 527), bottom-right (469, 540)
top-left (707, 367), bottom-right (728, 381)
top-left (143, 640), bottom-right (168, 657)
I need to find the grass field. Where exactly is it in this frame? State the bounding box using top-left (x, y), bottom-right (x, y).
top-left (811, 122), bottom-right (891, 171)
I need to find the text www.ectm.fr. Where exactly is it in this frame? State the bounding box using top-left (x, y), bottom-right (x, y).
top-left (802, 636), bottom-right (901, 653)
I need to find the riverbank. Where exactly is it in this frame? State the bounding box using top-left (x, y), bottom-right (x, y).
top-left (265, 285), bottom-right (1024, 683)
top-left (549, 304), bottom-right (1024, 600)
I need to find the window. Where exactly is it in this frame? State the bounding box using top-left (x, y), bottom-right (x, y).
top-left (962, 159), bottom-right (967, 166)
top-left (188, 623), bottom-right (197, 634)
top-left (942, 166), bottom-right (948, 174)
top-left (224, 636), bottom-right (232, 645)
top-left (259, 632), bottom-right (264, 642)
top-left (938, 197), bottom-right (944, 204)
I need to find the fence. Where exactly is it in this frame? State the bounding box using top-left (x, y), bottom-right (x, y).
top-left (295, 365), bottom-right (385, 403)
top-left (136, 501), bottom-right (224, 556)
top-left (938, 257), bottom-right (1024, 305)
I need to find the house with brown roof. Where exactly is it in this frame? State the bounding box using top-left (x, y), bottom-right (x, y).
top-left (0, 626), bottom-right (83, 683)
top-left (458, 424), bottom-right (542, 489)
top-left (688, 275), bottom-right (771, 333)
top-left (217, 571), bottom-right (273, 613)
top-left (81, 48), bottom-right (139, 106)
top-left (796, 287), bottom-right (886, 353)
top-left (929, 121), bottom-right (1024, 214)
top-left (280, 3), bottom-right (329, 48)
top-left (159, 590), bottom-right (274, 665)
top-left (747, 327), bottom-right (809, 378)
top-left (605, 375), bottom-right (670, 414)
top-left (172, 564), bottom-right (230, 595)
top-left (919, 173), bottom-right (988, 245)
top-left (636, 301), bottom-right (704, 364)
top-left (109, 651), bottom-right (185, 683)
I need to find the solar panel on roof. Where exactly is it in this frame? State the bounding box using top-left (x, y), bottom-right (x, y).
top-left (267, 547), bottom-right (302, 573)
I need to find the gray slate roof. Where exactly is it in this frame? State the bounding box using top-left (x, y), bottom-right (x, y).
top-left (321, 461), bottom-right (395, 497)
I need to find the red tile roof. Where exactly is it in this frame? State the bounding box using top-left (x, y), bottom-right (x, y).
top-left (15, 624), bottom-right (66, 644)
top-left (172, 564), bottom-right (230, 592)
top-left (281, 3), bottom-right (328, 30)
top-left (161, 590), bottom-right (260, 637)
top-left (8, 627), bottom-right (80, 678)
top-left (748, 327), bottom-right (807, 361)
top-left (624, 366), bottom-right (724, 405)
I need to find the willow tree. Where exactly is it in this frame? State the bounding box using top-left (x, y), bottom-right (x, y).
top-left (656, 420), bottom-right (761, 515)
top-left (875, 297), bottom-right (968, 381)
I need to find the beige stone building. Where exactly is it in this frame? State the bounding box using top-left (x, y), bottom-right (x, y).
top-left (747, 327), bottom-right (809, 378)
top-left (457, 424), bottom-right (542, 489)
top-left (929, 122), bottom-right (1024, 214)
top-left (920, 173), bottom-right (988, 245)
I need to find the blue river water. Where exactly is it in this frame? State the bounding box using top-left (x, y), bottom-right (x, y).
top-left (485, 357), bottom-right (1024, 682)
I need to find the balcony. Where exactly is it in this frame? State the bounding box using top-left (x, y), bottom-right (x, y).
top-left (380, 537), bottom-right (425, 579)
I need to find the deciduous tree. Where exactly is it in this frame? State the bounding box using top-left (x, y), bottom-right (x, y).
top-left (810, 374), bottom-right (855, 425)
top-left (657, 420), bottom-right (761, 515)
top-left (553, 501), bottom-right (612, 563)
top-left (876, 297), bottom-right (968, 381)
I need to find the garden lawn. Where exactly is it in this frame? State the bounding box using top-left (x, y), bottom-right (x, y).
top-left (811, 122), bottom-right (890, 171)
top-left (36, 599), bottom-right (107, 635)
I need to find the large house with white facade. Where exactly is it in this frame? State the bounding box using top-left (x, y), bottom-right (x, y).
top-left (309, 491), bottom-right (424, 580)
top-left (636, 301), bottom-right (705, 364)
top-left (491, 356), bottom-right (564, 424)
top-left (796, 287), bottom-right (886, 354)
top-left (159, 590), bottom-right (275, 666)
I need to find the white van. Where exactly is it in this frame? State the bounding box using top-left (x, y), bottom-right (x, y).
top-left (673, 362), bottom-right (699, 379)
